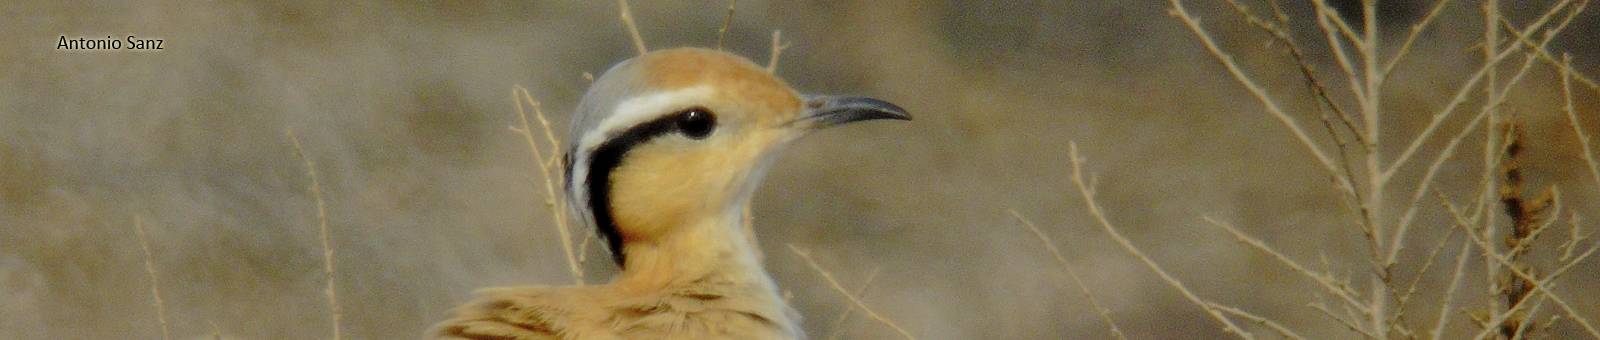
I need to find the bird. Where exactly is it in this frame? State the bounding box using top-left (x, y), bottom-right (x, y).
top-left (432, 47), bottom-right (909, 339)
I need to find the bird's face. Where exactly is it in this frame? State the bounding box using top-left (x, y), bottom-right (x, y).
top-left (566, 48), bottom-right (908, 267)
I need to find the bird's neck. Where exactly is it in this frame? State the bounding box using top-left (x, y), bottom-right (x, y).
top-left (612, 210), bottom-right (777, 295)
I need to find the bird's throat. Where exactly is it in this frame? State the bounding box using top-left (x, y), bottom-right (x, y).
top-left (612, 215), bottom-right (774, 294)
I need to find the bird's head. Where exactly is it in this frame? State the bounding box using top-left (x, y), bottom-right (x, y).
top-left (563, 48), bottom-right (908, 268)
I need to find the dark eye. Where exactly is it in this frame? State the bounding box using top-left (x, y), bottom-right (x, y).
top-left (676, 108), bottom-right (716, 139)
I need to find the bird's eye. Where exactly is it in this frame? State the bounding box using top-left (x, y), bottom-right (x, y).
top-left (676, 108), bottom-right (716, 139)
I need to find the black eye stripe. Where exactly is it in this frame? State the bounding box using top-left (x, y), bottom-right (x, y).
top-left (582, 107), bottom-right (718, 267)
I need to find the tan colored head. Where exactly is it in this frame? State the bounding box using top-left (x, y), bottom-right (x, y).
top-left (564, 47), bottom-right (909, 268)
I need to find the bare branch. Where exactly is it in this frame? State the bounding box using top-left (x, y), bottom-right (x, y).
top-left (1385, 34), bottom-right (1554, 265)
top-left (824, 267), bottom-right (881, 340)
top-left (1219, 0), bottom-right (1366, 146)
top-left (788, 245), bottom-right (917, 340)
top-left (287, 129), bottom-right (343, 340)
top-left (1429, 239), bottom-right (1474, 339)
top-left (1443, 198), bottom-right (1600, 338)
top-left (1561, 54), bottom-right (1600, 199)
top-left (617, 0), bottom-right (646, 55)
top-left (1509, 296), bottom-right (1548, 340)
top-left (1388, 103), bottom-right (1494, 266)
top-left (1394, 227), bottom-right (1459, 322)
top-left (1383, 0), bottom-right (1456, 75)
top-left (209, 320), bottom-right (223, 340)
top-left (1010, 210), bottom-right (1128, 340)
top-left (133, 216), bottom-right (172, 340)
top-left (1068, 142), bottom-right (1255, 339)
top-left (1309, 0), bottom-right (1368, 105)
top-left (1560, 214), bottom-right (1590, 262)
top-left (1168, 0), bottom-right (1351, 197)
top-left (1357, 2), bottom-right (1390, 334)
top-left (1385, 0), bottom-right (1579, 178)
top-left (1210, 303), bottom-right (1309, 340)
top-left (1499, 1), bottom-right (1600, 95)
top-left (577, 230), bottom-right (593, 269)
top-left (1310, 301), bottom-right (1379, 339)
top-left (1389, 5), bottom-right (1580, 274)
top-left (1202, 218), bottom-right (1368, 312)
top-left (513, 86), bottom-right (583, 286)
top-left (1324, 3), bottom-right (1364, 46)
top-left (766, 30), bottom-right (788, 73)
top-left (716, 0), bottom-right (736, 50)
top-left (1479, 1), bottom-right (1507, 310)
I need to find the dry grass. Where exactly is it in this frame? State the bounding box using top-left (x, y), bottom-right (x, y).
top-left (1048, 0), bottom-right (1600, 339)
top-left (511, 86), bottom-right (583, 285)
top-left (133, 216), bottom-right (172, 340)
top-left (286, 129), bottom-right (342, 340)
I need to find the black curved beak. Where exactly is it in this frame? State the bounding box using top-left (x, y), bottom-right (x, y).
top-left (792, 95), bottom-right (911, 130)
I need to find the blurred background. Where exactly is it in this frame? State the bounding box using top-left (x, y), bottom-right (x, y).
top-left (4, 0), bottom-right (1600, 338)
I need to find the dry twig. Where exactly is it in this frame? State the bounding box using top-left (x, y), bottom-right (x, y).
top-left (1498, 1), bottom-right (1600, 95)
top-left (1168, 0), bottom-right (1348, 192)
top-left (767, 30), bottom-right (788, 73)
top-left (1385, 0), bottom-right (1579, 179)
top-left (1393, 227), bottom-right (1458, 321)
top-left (1068, 143), bottom-right (1255, 339)
top-left (1442, 198), bottom-right (1600, 338)
top-left (617, 0), bottom-right (647, 55)
top-left (1309, 301), bottom-right (1379, 339)
top-left (1383, 0), bottom-right (1456, 75)
top-left (209, 320), bottom-right (223, 340)
top-left (1010, 210), bottom-right (1128, 340)
top-left (788, 245), bottom-right (916, 340)
top-left (823, 267), bottom-right (881, 340)
top-left (1202, 217), bottom-right (1366, 313)
top-left (133, 216), bottom-right (172, 340)
top-left (287, 129), bottom-right (343, 340)
top-left (512, 86), bottom-right (583, 285)
top-left (716, 0), bottom-right (736, 50)
top-left (1429, 239), bottom-right (1474, 339)
top-left (1210, 303), bottom-right (1308, 340)
top-left (1562, 54), bottom-right (1600, 197)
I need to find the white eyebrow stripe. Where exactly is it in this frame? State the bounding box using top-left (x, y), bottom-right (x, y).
top-left (577, 85), bottom-right (716, 154)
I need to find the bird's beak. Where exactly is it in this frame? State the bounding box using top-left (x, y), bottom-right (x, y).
top-left (790, 95), bottom-right (911, 130)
